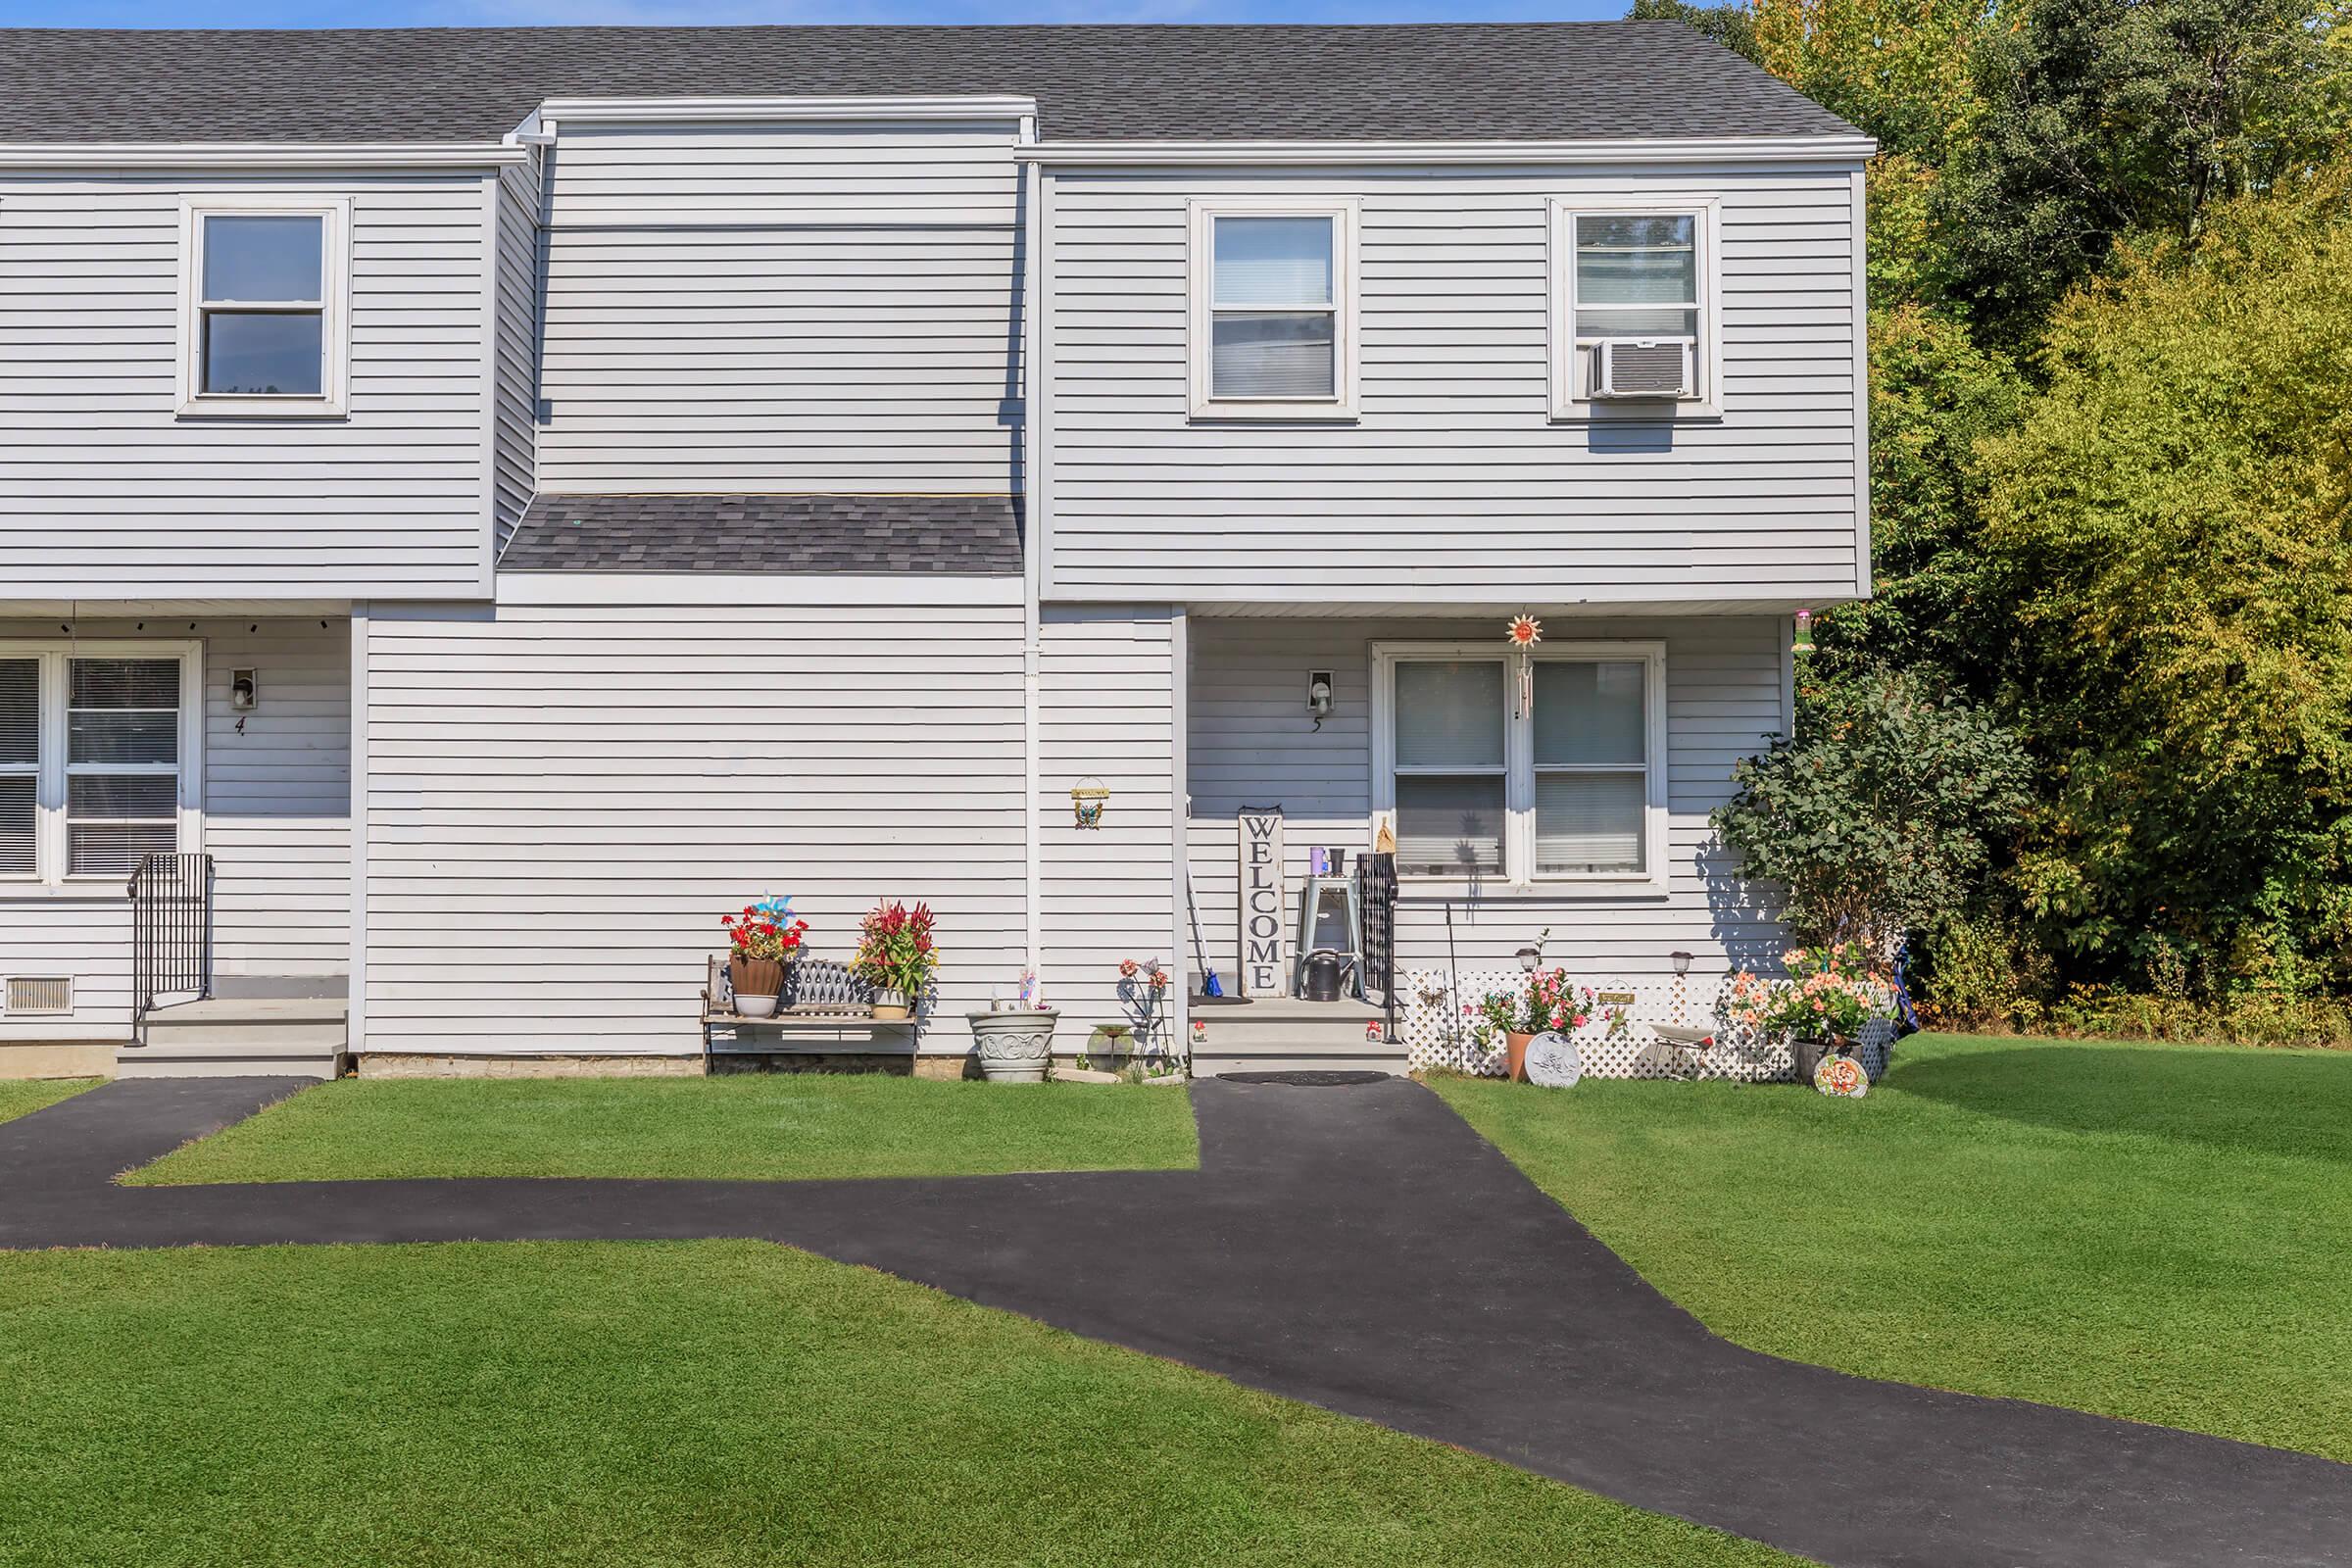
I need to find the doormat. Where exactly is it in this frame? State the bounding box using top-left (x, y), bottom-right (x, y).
top-left (1216, 1070), bottom-right (1392, 1087)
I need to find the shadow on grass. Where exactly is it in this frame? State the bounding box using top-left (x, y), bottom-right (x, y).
top-left (1888, 1045), bottom-right (2352, 1164)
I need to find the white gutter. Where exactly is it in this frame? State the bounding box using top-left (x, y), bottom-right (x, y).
top-left (536, 94), bottom-right (1038, 124)
top-left (0, 142), bottom-right (530, 170)
top-left (1020, 134), bottom-right (1879, 167)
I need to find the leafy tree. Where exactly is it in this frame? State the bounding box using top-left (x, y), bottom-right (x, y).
top-left (1713, 672), bottom-right (2034, 954)
top-left (1974, 164), bottom-right (2352, 990)
top-left (1939, 0), bottom-right (2352, 345)
top-left (1811, 305), bottom-right (2026, 689)
top-left (1631, 0), bottom-right (1762, 62)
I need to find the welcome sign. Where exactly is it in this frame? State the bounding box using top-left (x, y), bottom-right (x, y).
top-left (1236, 808), bottom-right (1286, 998)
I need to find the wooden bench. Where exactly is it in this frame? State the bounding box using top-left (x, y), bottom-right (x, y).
top-left (699, 956), bottom-right (919, 1067)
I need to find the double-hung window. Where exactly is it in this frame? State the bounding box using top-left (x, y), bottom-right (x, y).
top-left (1549, 197), bottom-right (1719, 416)
top-left (0, 645), bottom-right (199, 887)
top-left (178, 196), bottom-right (350, 416)
top-left (1189, 200), bottom-right (1358, 418)
top-left (1374, 641), bottom-right (1665, 887)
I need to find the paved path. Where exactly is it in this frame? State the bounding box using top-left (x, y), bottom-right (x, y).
top-left (6, 1075), bottom-right (2350, 1568)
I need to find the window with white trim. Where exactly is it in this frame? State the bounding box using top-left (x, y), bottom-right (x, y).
top-left (1549, 198), bottom-right (1719, 416)
top-left (1189, 200), bottom-right (1358, 418)
top-left (0, 645), bottom-right (198, 886)
top-left (1374, 641), bottom-right (1665, 886)
top-left (179, 197), bottom-right (350, 417)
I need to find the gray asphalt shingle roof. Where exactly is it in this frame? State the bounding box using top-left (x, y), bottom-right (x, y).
top-left (500, 493), bottom-right (1024, 575)
top-left (0, 23), bottom-right (1857, 145)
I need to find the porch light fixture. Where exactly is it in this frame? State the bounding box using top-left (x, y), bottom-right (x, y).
top-left (1517, 947), bottom-right (1543, 973)
top-left (1306, 671), bottom-right (1333, 729)
top-left (1670, 950), bottom-right (1692, 977)
top-left (229, 669), bottom-right (259, 711)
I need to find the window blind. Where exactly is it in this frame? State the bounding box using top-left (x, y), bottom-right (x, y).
top-left (66, 657), bottom-right (179, 877)
top-left (1210, 215), bottom-right (1338, 400)
top-left (0, 659), bottom-right (34, 877)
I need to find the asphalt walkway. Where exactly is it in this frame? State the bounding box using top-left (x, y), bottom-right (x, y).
top-left (4, 1074), bottom-right (2348, 1568)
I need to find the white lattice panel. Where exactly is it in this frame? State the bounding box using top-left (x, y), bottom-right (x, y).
top-left (1399, 970), bottom-right (1896, 1083)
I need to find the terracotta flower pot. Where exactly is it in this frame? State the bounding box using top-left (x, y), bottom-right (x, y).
top-left (872, 987), bottom-right (911, 1021)
top-left (1506, 1031), bottom-right (1535, 1083)
top-left (730, 956), bottom-right (784, 1017)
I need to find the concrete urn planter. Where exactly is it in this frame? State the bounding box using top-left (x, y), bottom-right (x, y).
top-left (968, 1008), bottom-right (1057, 1083)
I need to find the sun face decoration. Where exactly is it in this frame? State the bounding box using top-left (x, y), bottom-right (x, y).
top-left (1506, 614), bottom-right (1544, 648)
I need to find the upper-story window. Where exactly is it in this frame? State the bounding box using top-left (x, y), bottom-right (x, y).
top-left (1549, 197), bottom-right (1720, 417)
top-left (1188, 199), bottom-right (1358, 420)
top-left (1371, 640), bottom-right (1667, 889)
top-left (178, 196), bottom-right (350, 417)
top-left (0, 645), bottom-right (198, 885)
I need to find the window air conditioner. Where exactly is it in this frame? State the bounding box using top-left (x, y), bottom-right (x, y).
top-left (1593, 339), bottom-right (1694, 399)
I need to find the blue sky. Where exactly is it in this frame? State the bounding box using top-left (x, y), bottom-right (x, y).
top-left (0, 0), bottom-right (1627, 29)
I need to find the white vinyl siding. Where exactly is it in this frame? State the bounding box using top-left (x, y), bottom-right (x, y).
top-left (1043, 164), bottom-right (1862, 605)
top-left (1038, 606), bottom-right (1180, 1054)
top-left (492, 156), bottom-right (542, 555)
top-left (359, 592), bottom-right (1026, 1057)
top-left (0, 173), bottom-right (496, 600)
top-left (1185, 615), bottom-right (1787, 990)
top-left (533, 119), bottom-right (1024, 494)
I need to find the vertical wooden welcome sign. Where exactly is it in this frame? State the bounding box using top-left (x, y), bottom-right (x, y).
top-left (1236, 808), bottom-right (1285, 998)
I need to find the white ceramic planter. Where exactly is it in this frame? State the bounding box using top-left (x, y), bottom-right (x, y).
top-left (735, 993), bottom-right (779, 1019)
top-left (968, 1008), bottom-right (1057, 1083)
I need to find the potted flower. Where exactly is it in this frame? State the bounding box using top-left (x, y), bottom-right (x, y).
top-left (852, 900), bottom-right (937, 1021)
top-left (1472, 967), bottom-right (1587, 1082)
top-left (968, 968), bottom-right (1056, 1083)
top-left (720, 894), bottom-right (808, 1019)
top-left (1725, 944), bottom-right (1887, 1085)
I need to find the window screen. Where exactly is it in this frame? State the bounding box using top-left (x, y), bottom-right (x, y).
top-left (1392, 661), bottom-right (1505, 876)
top-left (197, 214), bottom-right (326, 396)
top-left (1209, 215), bottom-right (1338, 400)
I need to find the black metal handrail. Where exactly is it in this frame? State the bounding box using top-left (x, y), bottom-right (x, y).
top-left (128, 853), bottom-right (213, 1046)
top-left (1356, 851), bottom-right (1398, 1047)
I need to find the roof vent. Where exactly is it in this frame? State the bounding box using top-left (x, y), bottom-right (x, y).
top-left (5, 976), bottom-right (74, 1015)
top-left (1593, 339), bottom-right (1692, 399)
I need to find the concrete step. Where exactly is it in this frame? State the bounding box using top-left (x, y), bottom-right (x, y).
top-left (1197, 1053), bottom-right (1411, 1077)
top-left (120, 994), bottom-right (348, 1079)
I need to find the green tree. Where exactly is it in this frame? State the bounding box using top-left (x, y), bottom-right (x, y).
top-left (1939, 0), bottom-right (2352, 346)
top-left (1811, 305), bottom-right (2026, 689)
top-left (1975, 165), bottom-right (2352, 990)
top-left (1713, 672), bottom-right (2034, 953)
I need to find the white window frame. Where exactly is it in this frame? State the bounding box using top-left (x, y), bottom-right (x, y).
top-left (1547, 195), bottom-right (1722, 419)
top-left (0, 642), bottom-right (203, 889)
top-left (1187, 196), bottom-right (1360, 421)
top-left (1370, 639), bottom-right (1667, 892)
top-left (176, 194), bottom-right (352, 418)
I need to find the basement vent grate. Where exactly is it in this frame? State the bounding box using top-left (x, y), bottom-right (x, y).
top-left (5, 976), bottom-right (74, 1015)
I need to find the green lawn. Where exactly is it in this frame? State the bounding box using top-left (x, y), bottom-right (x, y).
top-left (1431, 1032), bottom-right (2352, 1461)
top-left (128, 1074), bottom-right (1200, 1186)
top-left (0, 1241), bottom-right (1802, 1568)
top-left (0, 1078), bottom-right (97, 1126)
